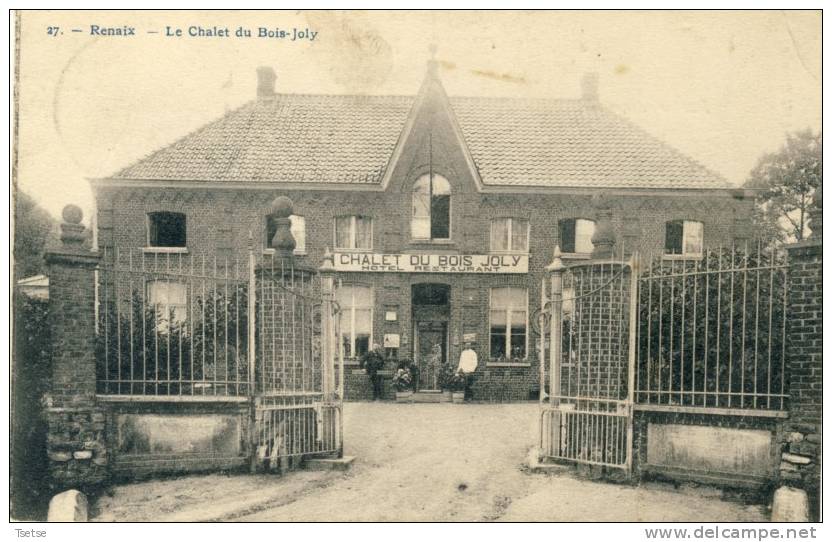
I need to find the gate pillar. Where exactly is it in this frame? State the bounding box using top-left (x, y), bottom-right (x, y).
top-left (44, 205), bottom-right (107, 490)
top-left (319, 248), bottom-right (337, 402)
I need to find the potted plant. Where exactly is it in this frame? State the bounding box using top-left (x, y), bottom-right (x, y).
top-left (392, 366), bottom-right (413, 402)
top-left (449, 370), bottom-right (467, 404)
top-left (399, 358), bottom-right (419, 393)
top-left (439, 363), bottom-right (456, 402)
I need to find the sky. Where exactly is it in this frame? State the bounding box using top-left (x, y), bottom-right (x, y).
top-left (15, 10), bottom-right (821, 221)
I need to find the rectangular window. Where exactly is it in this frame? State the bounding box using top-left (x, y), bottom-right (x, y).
top-left (334, 216), bottom-right (373, 250)
top-left (147, 212), bottom-right (186, 248)
top-left (489, 287), bottom-right (527, 361)
top-left (559, 218), bottom-right (595, 254)
top-left (491, 218), bottom-right (529, 252)
top-left (147, 280), bottom-right (187, 332)
top-left (335, 285), bottom-right (373, 359)
top-left (265, 215), bottom-right (306, 253)
top-left (665, 220), bottom-right (703, 256)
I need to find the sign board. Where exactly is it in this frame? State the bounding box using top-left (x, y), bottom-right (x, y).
top-left (334, 253), bottom-right (528, 274)
top-left (385, 311), bottom-right (398, 322)
top-left (383, 334), bottom-right (400, 348)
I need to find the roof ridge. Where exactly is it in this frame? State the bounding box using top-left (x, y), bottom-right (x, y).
top-left (271, 92), bottom-right (415, 101)
top-left (449, 95), bottom-right (583, 104)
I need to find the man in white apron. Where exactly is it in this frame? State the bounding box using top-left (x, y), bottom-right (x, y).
top-left (457, 341), bottom-right (478, 401)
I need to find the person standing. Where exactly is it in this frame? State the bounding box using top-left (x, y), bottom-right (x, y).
top-left (428, 343), bottom-right (442, 389)
top-left (361, 344), bottom-right (386, 400)
top-left (457, 342), bottom-right (478, 401)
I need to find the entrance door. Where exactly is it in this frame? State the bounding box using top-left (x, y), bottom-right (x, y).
top-left (415, 322), bottom-right (447, 391)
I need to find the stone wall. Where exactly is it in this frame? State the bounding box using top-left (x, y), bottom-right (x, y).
top-left (632, 410), bottom-right (781, 488)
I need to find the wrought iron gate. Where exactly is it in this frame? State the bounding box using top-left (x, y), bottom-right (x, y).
top-left (537, 251), bottom-right (637, 471)
top-left (251, 250), bottom-right (343, 469)
top-left (96, 242), bottom-right (345, 471)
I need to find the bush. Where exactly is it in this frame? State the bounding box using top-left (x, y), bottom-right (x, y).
top-left (12, 292), bottom-right (51, 519)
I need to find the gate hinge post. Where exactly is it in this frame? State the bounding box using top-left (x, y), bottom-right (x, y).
top-left (319, 248), bottom-right (337, 402)
top-left (546, 246), bottom-right (565, 408)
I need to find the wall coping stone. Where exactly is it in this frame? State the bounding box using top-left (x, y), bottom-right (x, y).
top-left (784, 239), bottom-right (822, 253)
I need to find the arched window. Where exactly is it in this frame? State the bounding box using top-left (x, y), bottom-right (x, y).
top-left (412, 174), bottom-right (451, 240)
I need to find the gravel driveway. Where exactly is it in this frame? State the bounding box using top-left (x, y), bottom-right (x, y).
top-left (93, 402), bottom-right (768, 522)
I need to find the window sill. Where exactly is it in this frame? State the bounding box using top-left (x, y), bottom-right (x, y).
top-left (489, 251), bottom-right (530, 256)
top-left (263, 249), bottom-right (307, 256)
top-left (486, 361), bottom-right (531, 368)
top-left (559, 252), bottom-right (592, 260)
top-left (332, 248), bottom-right (373, 253)
top-left (143, 247), bottom-right (189, 254)
top-left (662, 253), bottom-right (703, 262)
top-left (410, 239), bottom-right (454, 245)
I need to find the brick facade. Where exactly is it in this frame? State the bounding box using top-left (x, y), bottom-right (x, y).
top-left (779, 240), bottom-right (822, 519)
top-left (93, 186), bottom-right (752, 402)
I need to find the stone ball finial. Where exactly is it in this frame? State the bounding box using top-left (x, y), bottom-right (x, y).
top-left (62, 204), bottom-right (83, 225)
top-left (268, 195), bottom-right (296, 257)
top-left (269, 196), bottom-right (293, 219)
top-left (591, 191), bottom-right (615, 259)
top-left (59, 204), bottom-right (86, 247)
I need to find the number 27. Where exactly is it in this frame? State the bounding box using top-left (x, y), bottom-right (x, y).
top-left (47, 26), bottom-right (60, 36)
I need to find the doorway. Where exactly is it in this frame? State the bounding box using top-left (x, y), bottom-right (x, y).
top-left (411, 284), bottom-right (450, 392)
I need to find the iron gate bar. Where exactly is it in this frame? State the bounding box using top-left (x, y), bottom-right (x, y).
top-left (538, 250), bottom-right (635, 471)
top-left (96, 239), bottom-right (344, 468)
top-left (634, 246), bottom-right (788, 411)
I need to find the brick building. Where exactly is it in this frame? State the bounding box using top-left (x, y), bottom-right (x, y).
top-left (91, 61), bottom-right (754, 401)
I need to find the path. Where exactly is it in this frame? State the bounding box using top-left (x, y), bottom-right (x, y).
top-left (93, 403), bottom-right (768, 522)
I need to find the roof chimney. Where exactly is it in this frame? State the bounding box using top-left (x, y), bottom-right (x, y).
top-left (581, 72), bottom-right (599, 102)
top-left (256, 66), bottom-right (276, 100)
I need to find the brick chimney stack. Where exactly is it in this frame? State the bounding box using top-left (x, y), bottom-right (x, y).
top-left (581, 72), bottom-right (599, 102)
top-left (257, 66), bottom-right (276, 100)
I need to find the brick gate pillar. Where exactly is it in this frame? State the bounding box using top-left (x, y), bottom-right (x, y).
top-left (780, 194), bottom-right (822, 519)
top-left (44, 205), bottom-right (108, 490)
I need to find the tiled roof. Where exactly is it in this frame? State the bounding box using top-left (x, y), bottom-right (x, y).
top-left (114, 95), bottom-right (415, 184)
top-left (450, 97), bottom-right (728, 189)
top-left (112, 93), bottom-right (729, 189)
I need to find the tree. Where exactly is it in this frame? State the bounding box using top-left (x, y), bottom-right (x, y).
top-left (745, 130), bottom-right (822, 243)
top-left (13, 190), bottom-right (57, 279)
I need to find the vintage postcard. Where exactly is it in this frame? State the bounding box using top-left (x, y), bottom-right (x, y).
top-left (10, 8), bottom-right (823, 530)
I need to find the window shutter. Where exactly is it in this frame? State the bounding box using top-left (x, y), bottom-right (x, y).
top-left (560, 219), bottom-right (576, 253)
top-left (665, 220), bottom-right (683, 254)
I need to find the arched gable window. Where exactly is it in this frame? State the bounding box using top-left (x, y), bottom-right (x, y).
top-left (411, 174), bottom-right (451, 240)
